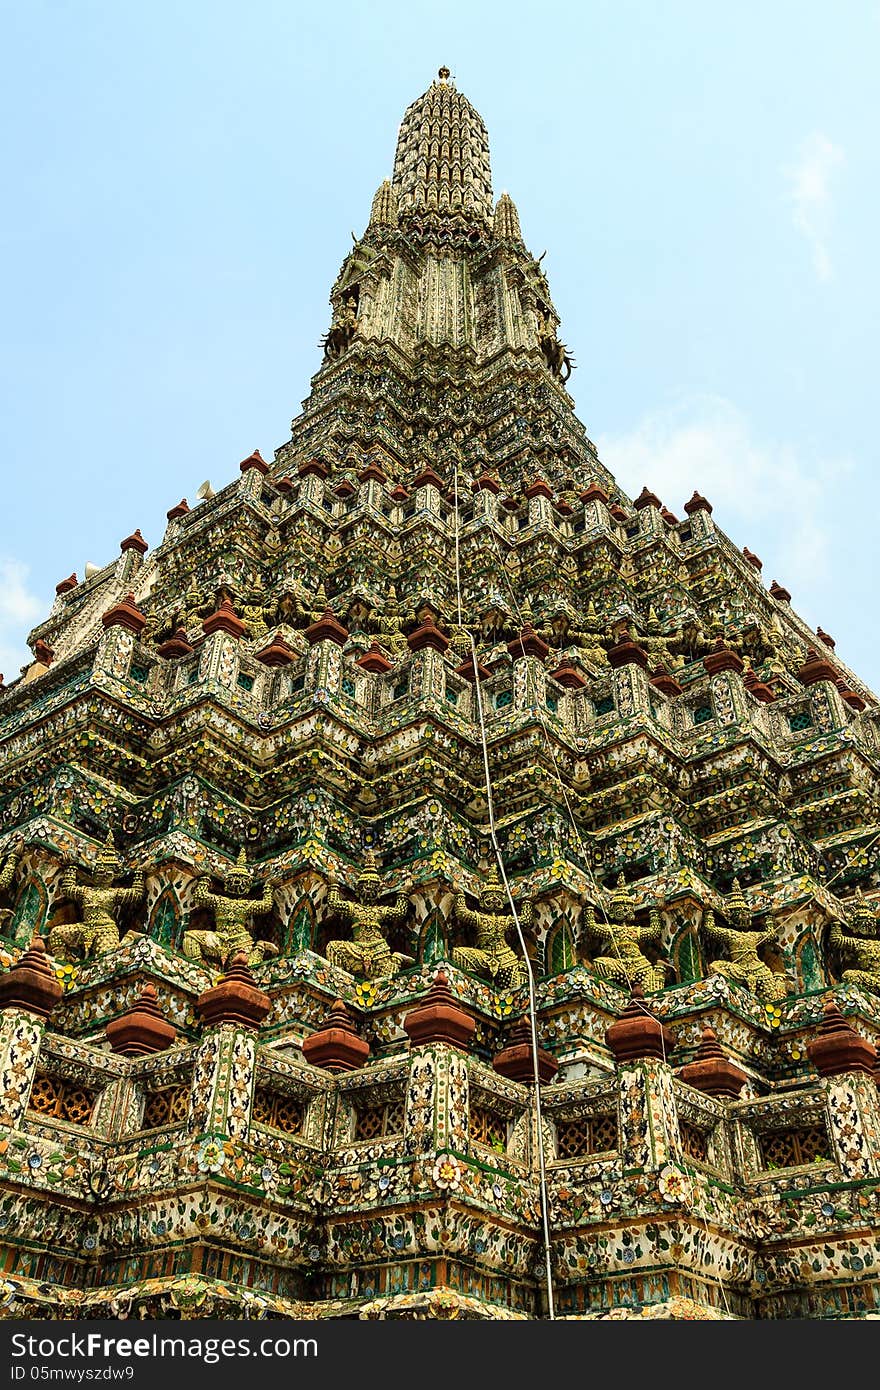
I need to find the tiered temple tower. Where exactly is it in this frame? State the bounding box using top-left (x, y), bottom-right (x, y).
top-left (1, 69), bottom-right (880, 1320)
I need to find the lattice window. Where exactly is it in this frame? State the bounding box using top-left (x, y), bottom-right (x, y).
top-left (692, 704), bottom-right (714, 726)
top-left (142, 1085), bottom-right (189, 1130)
top-left (594, 696), bottom-right (615, 717)
top-left (393, 681), bottom-right (408, 701)
top-left (341, 675), bottom-right (356, 697)
top-left (252, 1087), bottom-right (304, 1135)
top-left (759, 1124), bottom-right (830, 1169)
top-left (28, 1075), bottom-right (96, 1126)
top-left (353, 1099), bottom-right (404, 1141)
top-left (495, 689), bottom-right (513, 710)
top-left (470, 1104), bottom-right (507, 1151)
top-left (788, 710), bottom-right (814, 733)
top-left (680, 1119), bottom-right (710, 1164)
top-left (129, 664), bottom-right (149, 684)
top-left (555, 1112), bottom-right (618, 1159)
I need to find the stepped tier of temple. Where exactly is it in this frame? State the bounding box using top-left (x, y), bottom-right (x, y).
top-left (0, 70), bottom-right (879, 1321)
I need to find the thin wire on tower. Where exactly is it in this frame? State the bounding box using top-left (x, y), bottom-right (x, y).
top-left (452, 466), bottom-right (557, 1321)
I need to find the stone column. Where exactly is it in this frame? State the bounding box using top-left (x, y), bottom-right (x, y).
top-left (0, 938), bottom-right (62, 1128)
top-left (199, 600), bottom-right (246, 688)
top-left (507, 626), bottom-right (549, 712)
top-left (297, 457), bottom-right (330, 506)
top-left (304, 609), bottom-right (349, 696)
top-left (95, 594), bottom-right (148, 683)
top-left (807, 1000), bottom-right (880, 1180)
top-left (117, 528), bottom-right (148, 586)
top-left (189, 955), bottom-right (271, 1142)
top-left (238, 448), bottom-right (270, 502)
top-left (703, 642), bottom-right (750, 725)
top-left (472, 475), bottom-right (500, 522)
top-left (412, 465), bottom-right (444, 517)
top-left (633, 487), bottom-right (664, 538)
top-left (683, 491), bottom-right (715, 541)
top-left (524, 478), bottom-right (552, 528)
top-left (402, 974), bottom-right (475, 1155)
top-left (605, 987), bottom-right (681, 1171)
top-left (607, 633), bottom-right (652, 719)
top-left (407, 621), bottom-right (450, 702)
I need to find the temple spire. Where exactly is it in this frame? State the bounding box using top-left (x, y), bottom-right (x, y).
top-left (392, 68), bottom-right (493, 223)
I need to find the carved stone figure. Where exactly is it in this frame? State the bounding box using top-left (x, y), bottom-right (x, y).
top-left (183, 848), bottom-right (278, 968)
top-left (585, 875), bottom-right (668, 993)
top-left (827, 891), bottom-right (880, 995)
top-left (49, 834), bottom-right (144, 961)
top-left (452, 865), bottom-right (529, 989)
top-left (536, 312), bottom-right (574, 380)
top-left (701, 878), bottom-right (787, 1002)
top-left (320, 295), bottom-right (358, 362)
top-left (325, 850), bottom-right (412, 979)
top-left (0, 838), bottom-right (22, 935)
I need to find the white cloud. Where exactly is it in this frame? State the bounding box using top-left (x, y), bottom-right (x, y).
top-left (597, 394), bottom-right (849, 600)
top-left (786, 133), bottom-right (844, 281)
top-left (0, 558), bottom-right (43, 683)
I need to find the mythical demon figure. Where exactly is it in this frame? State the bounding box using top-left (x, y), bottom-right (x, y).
top-left (585, 875), bottom-right (668, 993)
top-left (325, 850), bottom-right (412, 979)
top-left (49, 834), bottom-right (144, 961)
top-left (183, 848), bottom-right (278, 968)
top-left (701, 878), bottom-right (787, 1002)
top-left (826, 891), bottom-right (880, 995)
top-left (453, 865), bottom-right (530, 990)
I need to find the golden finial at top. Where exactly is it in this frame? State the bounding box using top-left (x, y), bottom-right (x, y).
top-left (438, 66), bottom-right (451, 81)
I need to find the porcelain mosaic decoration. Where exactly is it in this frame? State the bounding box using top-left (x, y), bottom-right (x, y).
top-left (1, 70), bottom-right (879, 1321)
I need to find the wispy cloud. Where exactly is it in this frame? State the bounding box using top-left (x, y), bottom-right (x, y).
top-left (0, 558), bottom-right (42, 683)
top-left (786, 133), bottom-right (844, 281)
top-left (597, 394), bottom-right (849, 601)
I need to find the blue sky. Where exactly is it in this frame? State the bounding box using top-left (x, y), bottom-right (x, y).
top-left (2, 1), bottom-right (878, 690)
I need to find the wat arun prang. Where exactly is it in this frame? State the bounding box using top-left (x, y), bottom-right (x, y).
top-left (0, 68), bottom-right (879, 1322)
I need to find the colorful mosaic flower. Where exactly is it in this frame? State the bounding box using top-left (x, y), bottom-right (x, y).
top-left (657, 1165), bottom-right (693, 1205)
top-left (431, 1154), bottom-right (462, 1191)
top-left (54, 963), bottom-right (78, 991)
top-left (195, 1140), bottom-right (224, 1174)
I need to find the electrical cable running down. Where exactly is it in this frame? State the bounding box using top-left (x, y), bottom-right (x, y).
top-left (452, 468), bottom-right (557, 1321)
